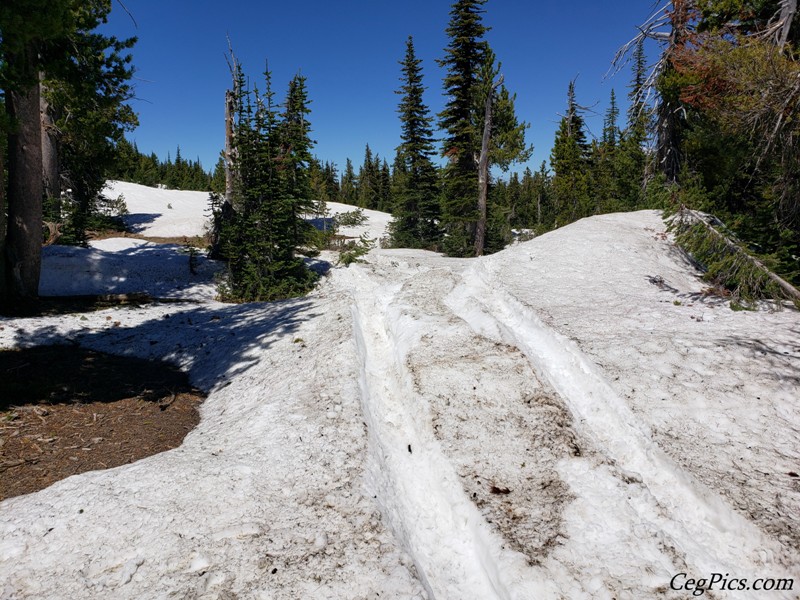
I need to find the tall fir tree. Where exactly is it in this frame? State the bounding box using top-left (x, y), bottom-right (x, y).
top-left (219, 63), bottom-right (317, 302)
top-left (278, 73), bottom-right (318, 250)
top-left (591, 89), bottom-right (621, 213)
top-left (551, 80), bottom-right (591, 226)
top-left (437, 0), bottom-right (489, 256)
top-left (357, 144), bottom-right (378, 209)
top-left (437, 0), bottom-right (529, 256)
top-left (339, 158), bottom-right (358, 206)
top-left (389, 36), bottom-right (441, 249)
top-left (615, 38), bottom-right (649, 210)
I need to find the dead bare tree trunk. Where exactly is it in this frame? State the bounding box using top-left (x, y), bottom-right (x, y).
top-left (537, 191), bottom-right (542, 227)
top-left (5, 67), bottom-right (44, 307)
top-left (224, 89), bottom-right (235, 204)
top-left (777, 0), bottom-right (797, 49)
top-left (678, 207), bottom-right (800, 302)
top-left (474, 75), bottom-right (503, 257)
top-left (224, 37), bottom-right (240, 207)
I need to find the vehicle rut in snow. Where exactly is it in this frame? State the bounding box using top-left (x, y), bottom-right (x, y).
top-left (342, 263), bottom-right (520, 600)
top-left (446, 261), bottom-right (793, 583)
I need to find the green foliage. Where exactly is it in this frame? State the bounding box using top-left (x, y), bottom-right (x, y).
top-left (390, 36), bottom-right (442, 250)
top-left (334, 208), bottom-right (368, 227)
top-left (339, 158), bottom-right (358, 206)
top-left (669, 209), bottom-right (798, 308)
top-left (337, 234), bottom-right (374, 267)
top-left (214, 61), bottom-right (319, 303)
top-left (550, 81), bottom-right (592, 226)
top-left (436, 0), bottom-right (529, 256)
top-left (110, 140), bottom-right (213, 191)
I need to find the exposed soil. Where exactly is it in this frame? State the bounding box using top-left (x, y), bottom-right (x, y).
top-left (0, 345), bottom-right (205, 501)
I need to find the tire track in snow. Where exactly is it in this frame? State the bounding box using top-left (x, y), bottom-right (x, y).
top-left (342, 264), bottom-right (524, 600)
top-left (446, 262), bottom-right (793, 583)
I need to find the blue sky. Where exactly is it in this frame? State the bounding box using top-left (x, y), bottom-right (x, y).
top-left (103, 1), bottom-right (659, 177)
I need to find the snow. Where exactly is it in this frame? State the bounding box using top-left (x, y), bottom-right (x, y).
top-left (105, 180), bottom-right (212, 238)
top-left (1, 183), bottom-right (798, 599)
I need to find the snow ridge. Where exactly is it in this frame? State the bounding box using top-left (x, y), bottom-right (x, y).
top-left (446, 260), bottom-right (794, 585)
top-left (345, 265), bottom-right (520, 600)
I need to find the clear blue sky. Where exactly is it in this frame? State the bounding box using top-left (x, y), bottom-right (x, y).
top-left (103, 0), bottom-right (659, 177)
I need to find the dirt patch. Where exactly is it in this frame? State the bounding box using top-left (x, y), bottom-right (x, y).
top-left (0, 345), bottom-right (205, 501)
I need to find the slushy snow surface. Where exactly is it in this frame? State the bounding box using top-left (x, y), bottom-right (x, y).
top-left (1, 181), bottom-right (798, 599)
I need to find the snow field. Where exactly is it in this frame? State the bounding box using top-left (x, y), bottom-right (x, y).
top-left (1, 182), bottom-right (798, 599)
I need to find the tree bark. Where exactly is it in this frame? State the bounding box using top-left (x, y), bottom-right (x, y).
top-left (0, 119), bottom-right (5, 307)
top-left (224, 89), bottom-right (235, 204)
top-left (40, 77), bottom-right (60, 211)
top-left (474, 76), bottom-right (502, 257)
top-left (679, 207), bottom-right (800, 302)
top-left (777, 0), bottom-right (797, 49)
top-left (5, 74), bottom-right (44, 307)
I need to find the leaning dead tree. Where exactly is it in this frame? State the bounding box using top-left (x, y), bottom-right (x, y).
top-left (672, 207), bottom-right (800, 306)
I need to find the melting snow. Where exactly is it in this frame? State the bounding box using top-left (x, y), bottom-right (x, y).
top-left (1, 182), bottom-right (798, 599)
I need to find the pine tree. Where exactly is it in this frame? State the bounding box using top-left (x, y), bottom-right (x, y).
top-left (389, 36), bottom-right (441, 249)
top-left (339, 158), bottom-right (358, 206)
top-left (219, 62), bottom-right (317, 302)
top-left (437, 0), bottom-right (489, 256)
top-left (437, 0), bottom-right (529, 256)
top-left (615, 38), bottom-right (648, 210)
top-left (377, 158), bottom-right (392, 213)
top-left (551, 81), bottom-right (592, 226)
top-left (278, 73), bottom-right (318, 250)
top-left (591, 89), bottom-right (621, 213)
top-left (1, 0), bottom-right (136, 309)
top-left (357, 144), bottom-right (378, 209)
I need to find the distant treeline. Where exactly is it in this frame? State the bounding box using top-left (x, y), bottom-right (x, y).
top-left (109, 138), bottom-right (224, 192)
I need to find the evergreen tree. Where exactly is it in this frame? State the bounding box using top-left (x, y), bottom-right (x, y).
top-left (211, 155), bottom-right (226, 194)
top-left (437, 0), bottom-right (489, 256)
top-left (108, 139), bottom-right (214, 191)
top-left (309, 158), bottom-right (330, 206)
top-left (339, 158), bottom-right (358, 206)
top-left (591, 89), bottom-right (621, 213)
top-left (551, 81), bottom-right (591, 226)
top-left (323, 161), bottom-right (339, 203)
top-left (389, 36), bottom-right (441, 249)
top-left (357, 144), bottom-right (378, 209)
top-left (616, 39), bottom-right (649, 210)
top-left (218, 62), bottom-right (317, 302)
top-left (1, 0), bottom-right (137, 308)
top-left (377, 158), bottom-right (392, 213)
top-left (437, 0), bottom-right (529, 256)
top-left (276, 73), bottom-right (319, 254)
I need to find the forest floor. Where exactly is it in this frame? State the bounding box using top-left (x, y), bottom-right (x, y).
top-left (0, 342), bottom-right (204, 501)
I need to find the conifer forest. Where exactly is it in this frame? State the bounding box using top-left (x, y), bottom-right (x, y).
top-left (1, 0), bottom-right (799, 306)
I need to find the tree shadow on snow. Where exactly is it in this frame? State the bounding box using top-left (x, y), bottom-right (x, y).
top-left (717, 329), bottom-right (800, 388)
top-left (39, 242), bottom-right (222, 298)
top-left (122, 213), bottom-right (161, 233)
top-left (9, 297), bottom-right (318, 392)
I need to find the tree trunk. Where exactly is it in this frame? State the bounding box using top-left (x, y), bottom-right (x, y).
top-left (474, 78), bottom-right (501, 257)
top-left (777, 0), bottom-right (797, 49)
top-left (224, 89), bottom-right (235, 204)
top-left (537, 191), bottom-right (542, 226)
top-left (5, 75), bottom-right (44, 308)
top-left (0, 122), bottom-right (6, 307)
top-left (40, 77), bottom-right (60, 213)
